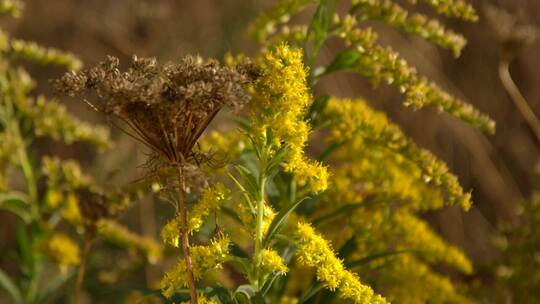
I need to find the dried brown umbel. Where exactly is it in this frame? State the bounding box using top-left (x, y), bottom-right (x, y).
top-left (55, 55), bottom-right (254, 165)
top-left (55, 55), bottom-right (255, 303)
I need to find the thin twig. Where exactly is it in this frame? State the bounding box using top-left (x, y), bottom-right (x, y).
top-left (176, 165), bottom-right (198, 304)
top-left (74, 233), bottom-right (93, 303)
top-left (499, 59), bottom-right (540, 142)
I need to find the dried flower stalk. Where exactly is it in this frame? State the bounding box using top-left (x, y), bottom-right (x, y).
top-left (56, 55), bottom-right (255, 303)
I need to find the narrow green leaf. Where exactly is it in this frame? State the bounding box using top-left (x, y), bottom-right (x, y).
top-left (0, 268), bottom-right (23, 304)
top-left (234, 165), bottom-right (260, 201)
top-left (259, 273), bottom-right (279, 297)
top-left (307, 95), bottom-right (329, 123)
top-left (310, 0), bottom-right (331, 52)
top-left (324, 48), bottom-right (361, 75)
top-left (35, 269), bottom-right (74, 303)
top-left (263, 197), bottom-right (309, 247)
top-left (0, 192), bottom-right (31, 223)
top-left (298, 282), bottom-right (325, 303)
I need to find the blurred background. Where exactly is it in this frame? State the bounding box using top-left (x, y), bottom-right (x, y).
top-left (1, 0), bottom-right (539, 302)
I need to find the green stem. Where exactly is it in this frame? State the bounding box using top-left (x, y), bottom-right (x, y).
top-left (253, 146), bottom-right (268, 289)
top-left (17, 142), bottom-right (38, 216)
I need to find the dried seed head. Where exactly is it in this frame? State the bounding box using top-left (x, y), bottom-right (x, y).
top-left (55, 55), bottom-right (256, 164)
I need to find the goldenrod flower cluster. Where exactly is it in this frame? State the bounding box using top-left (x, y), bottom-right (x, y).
top-left (160, 237), bottom-right (230, 298)
top-left (236, 202), bottom-right (276, 236)
top-left (161, 183), bottom-right (228, 247)
top-left (252, 44), bottom-right (328, 193)
top-left (324, 97), bottom-right (472, 210)
top-left (47, 233), bottom-right (80, 271)
top-left (180, 294), bottom-right (218, 304)
top-left (249, 0), bottom-right (315, 44)
top-left (392, 212), bottom-right (472, 273)
top-left (295, 222), bottom-right (388, 303)
top-left (408, 0), bottom-right (478, 21)
top-left (199, 131), bottom-right (246, 163)
top-left (351, 0), bottom-right (466, 57)
top-left (260, 249), bottom-right (288, 275)
top-left (378, 255), bottom-right (472, 304)
top-left (190, 183), bottom-right (228, 233)
top-left (262, 25), bottom-right (308, 49)
top-left (42, 157), bottom-right (93, 225)
top-left (98, 219), bottom-right (162, 264)
top-left (0, 0), bottom-right (23, 18)
top-left (331, 20), bottom-right (494, 133)
top-left (9, 39), bottom-right (82, 70)
top-left (42, 156), bottom-right (91, 189)
top-left (327, 156), bottom-right (444, 212)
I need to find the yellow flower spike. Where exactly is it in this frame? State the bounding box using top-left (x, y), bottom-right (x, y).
top-left (189, 183), bottom-right (228, 234)
top-left (294, 222), bottom-right (388, 303)
top-left (98, 219), bottom-right (162, 264)
top-left (160, 237), bottom-right (230, 299)
top-left (324, 97), bottom-right (472, 210)
top-left (161, 217), bottom-right (180, 247)
top-left (252, 43), bottom-right (328, 193)
top-left (161, 183), bottom-right (228, 247)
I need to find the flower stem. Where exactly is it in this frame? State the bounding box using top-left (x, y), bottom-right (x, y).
top-left (253, 148), bottom-right (267, 289)
top-left (74, 232), bottom-right (93, 303)
top-left (176, 166), bottom-right (198, 304)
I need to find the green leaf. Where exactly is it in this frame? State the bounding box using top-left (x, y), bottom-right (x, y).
top-left (0, 192), bottom-right (31, 223)
top-left (259, 273), bottom-right (279, 297)
top-left (234, 165), bottom-right (260, 201)
top-left (15, 223), bottom-right (32, 272)
top-left (310, 0), bottom-right (331, 52)
top-left (307, 95), bottom-right (329, 123)
top-left (234, 285), bottom-right (259, 304)
top-left (316, 141), bottom-right (343, 161)
top-left (298, 282), bottom-right (325, 303)
top-left (0, 268), bottom-right (23, 304)
top-left (265, 145), bottom-right (288, 180)
top-left (206, 285), bottom-right (236, 304)
top-left (263, 197), bottom-right (309, 247)
top-left (324, 48), bottom-right (361, 75)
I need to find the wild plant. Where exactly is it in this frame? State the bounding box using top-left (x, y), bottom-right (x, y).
top-left (0, 2), bottom-right (161, 303)
top-left (5, 0), bottom-right (500, 303)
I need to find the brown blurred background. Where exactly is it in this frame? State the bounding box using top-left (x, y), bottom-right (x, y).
top-left (1, 0), bottom-right (539, 299)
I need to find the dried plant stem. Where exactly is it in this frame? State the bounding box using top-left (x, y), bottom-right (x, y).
top-left (499, 59), bottom-right (540, 142)
top-left (74, 233), bottom-right (93, 304)
top-left (176, 166), bottom-right (198, 304)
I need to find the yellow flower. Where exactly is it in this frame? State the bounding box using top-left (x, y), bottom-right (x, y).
top-left (45, 190), bottom-right (63, 208)
top-left (161, 218), bottom-right (180, 247)
top-left (294, 222), bottom-right (387, 303)
top-left (63, 192), bottom-right (82, 224)
top-left (251, 43), bottom-right (328, 193)
top-left (47, 233), bottom-right (80, 272)
top-left (379, 255), bottom-right (472, 303)
top-left (160, 237), bottom-right (230, 298)
top-left (161, 183), bottom-right (228, 247)
top-left (189, 183), bottom-right (228, 234)
top-left (324, 97), bottom-right (471, 210)
top-left (260, 249), bottom-right (288, 275)
top-left (98, 219), bottom-right (162, 264)
top-left (180, 293), bottom-right (218, 304)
